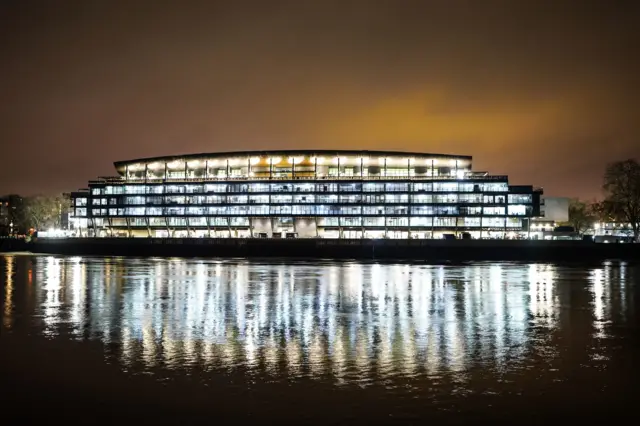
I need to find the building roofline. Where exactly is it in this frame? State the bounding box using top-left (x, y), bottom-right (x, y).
top-left (114, 150), bottom-right (472, 169)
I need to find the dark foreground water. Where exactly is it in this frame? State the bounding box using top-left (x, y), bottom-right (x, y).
top-left (1, 255), bottom-right (639, 424)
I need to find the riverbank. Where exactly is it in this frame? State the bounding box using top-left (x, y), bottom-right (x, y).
top-left (0, 238), bottom-right (28, 252)
top-left (20, 237), bottom-right (640, 261)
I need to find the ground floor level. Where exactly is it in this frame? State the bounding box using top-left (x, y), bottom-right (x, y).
top-left (69, 226), bottom-right (533, 240)
top-left (65, 216), bottom-right (538, 239)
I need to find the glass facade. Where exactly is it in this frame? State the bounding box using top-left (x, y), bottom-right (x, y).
top-left (69, 151), bottom-right (542, 239)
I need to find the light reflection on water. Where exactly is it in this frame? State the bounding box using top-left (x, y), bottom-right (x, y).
top-left (1, 255), bottom-right (637, 389)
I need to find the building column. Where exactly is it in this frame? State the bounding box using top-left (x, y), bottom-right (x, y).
top-left (360, 173), bottom-right (365, 238)
top-left (408, 171), bottom-right (412, 239)
top-left (431, 215), bottom-right (434, 239)
top-left (384, 216), bottom-right (388, 238)
top-left (503, 215), bottom-right (508, 239)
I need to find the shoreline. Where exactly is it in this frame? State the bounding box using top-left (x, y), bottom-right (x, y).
top-left (1, 237), bottom-right (636, 261)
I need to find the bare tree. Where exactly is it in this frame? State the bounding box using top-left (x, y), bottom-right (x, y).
top-left (590, 199), bottom-right (618, 223)
top-left (603, 159), bottom-right (640, 241)
top-left (21, 194), bottom-right (71, 231)
top-left (564, 199), bottom-right (595, 234)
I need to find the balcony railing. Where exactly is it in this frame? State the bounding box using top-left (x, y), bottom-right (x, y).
top-left (103, 174), bottom-right (511, 184)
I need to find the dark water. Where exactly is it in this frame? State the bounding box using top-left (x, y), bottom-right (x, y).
top-left (1, 255), bottom-right (639, 424)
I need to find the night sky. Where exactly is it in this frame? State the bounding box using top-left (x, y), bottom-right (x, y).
top-left (1, 0), bottom-right (638, 198)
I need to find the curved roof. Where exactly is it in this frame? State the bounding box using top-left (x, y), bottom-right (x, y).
top-left (114, 149), bottom-right (471, 170)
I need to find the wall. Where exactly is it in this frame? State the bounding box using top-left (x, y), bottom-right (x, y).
top-left (251, 218), bottom-right (272, 236)
top-left (294, 218), bottom-right (317, 237)
top-left (541, 197), bottom-right (569, 222)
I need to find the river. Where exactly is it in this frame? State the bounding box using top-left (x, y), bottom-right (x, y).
top-left (1, 255), bottom-right (638, 424)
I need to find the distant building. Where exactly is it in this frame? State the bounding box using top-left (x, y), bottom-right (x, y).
top-left (0, 194), bottom-right (23, 236)
top-left (540, 197), bottom-right (570, 222)
top-left (0, 198), bottom-right (9, 234)
top-left (593, 222), bottom-right (635, 242)
top-left (542, 225), bottom-right (581, 241)
top-left (529, 196), bottom-right (570, 239)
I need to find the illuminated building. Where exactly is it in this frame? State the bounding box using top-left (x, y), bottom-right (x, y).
top-left (69, 150), bottom-right (542, 239)
top-left (529, 196), bottom-right (570, 239)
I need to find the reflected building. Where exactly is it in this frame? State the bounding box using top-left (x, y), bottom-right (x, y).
top-left (2, 256), bottom-right (635, 384)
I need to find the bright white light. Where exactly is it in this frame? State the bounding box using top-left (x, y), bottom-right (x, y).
top-left (270, 156), bottom-right (281, 164)
top-left (456, 169), bottom-right (466, 179)
top-left (39, 228), bottom-right (68, 238)
top-left (126, 163), bottom-right (143, 171)
top-left (250, 157), bottom-right (261, 165)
